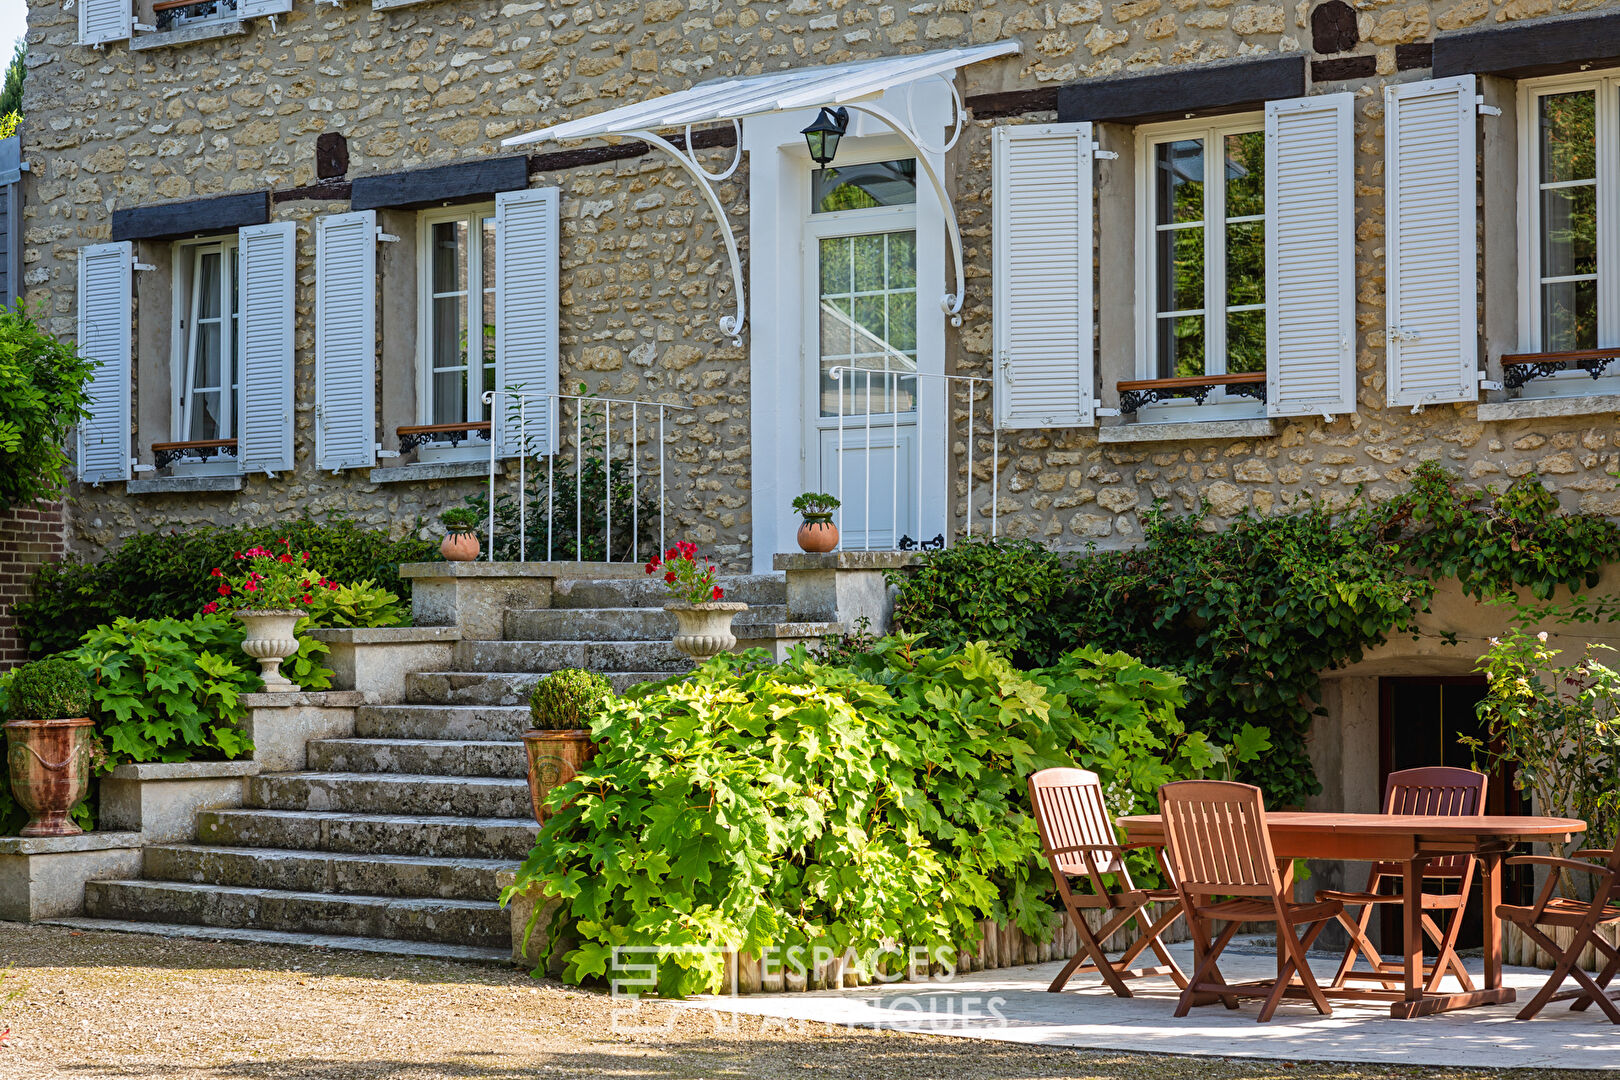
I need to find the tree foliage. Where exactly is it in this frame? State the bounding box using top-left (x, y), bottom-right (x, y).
top-left (0, 304), bottom-right (96, 511)
top-left (0, 40), bottom-right (22, 120)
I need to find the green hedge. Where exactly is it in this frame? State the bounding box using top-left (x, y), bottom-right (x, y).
top-left (18, 518), bottom-right (438, 658)
top-left (504, 639), bottom-right (1266, 996)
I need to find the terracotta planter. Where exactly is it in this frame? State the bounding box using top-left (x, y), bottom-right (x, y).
top-left (797, 516), bottom-right (839, 553)
top-left (664, 601), bottom-right (749, 660)
top-left (4, 717), bottom-right (95, 837)
top-left (235, 609), bottom-right (302, 693)
top-left (440, 531), bottom-right (480, 561)
top-left (521, 729), bottom-right (596, 824)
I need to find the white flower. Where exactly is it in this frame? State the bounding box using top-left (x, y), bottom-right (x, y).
top-left (1538, 631), bottom-right (1550, 642)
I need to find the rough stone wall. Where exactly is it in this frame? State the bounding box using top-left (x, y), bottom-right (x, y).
top-left (0, 503), bottom-right (67, 669)
top-left (19, 0), bottom-right (1620, 565)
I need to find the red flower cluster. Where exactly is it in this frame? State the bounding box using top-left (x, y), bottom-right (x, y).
top-left (645, 542), bottom-right (724, 604)
top-left (202, 539), bottom-right (334, 613)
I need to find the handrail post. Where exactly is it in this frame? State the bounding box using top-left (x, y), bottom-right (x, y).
top-left (631, 403), bottom-right (639, 565)
top-left (604, 400), bottom-right (613, 562)
top-left (487, 389), bottom-right (498, 561)
top-left (966, 376), bottom-right (975, 541)
top-left (518, 396), bottom-right (527, 563)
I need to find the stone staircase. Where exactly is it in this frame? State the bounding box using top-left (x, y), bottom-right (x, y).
top-left (50, 574), bottom-right (788, 961)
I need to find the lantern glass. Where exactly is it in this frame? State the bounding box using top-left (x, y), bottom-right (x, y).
top-left (801, 107), bottom-right (848, 168)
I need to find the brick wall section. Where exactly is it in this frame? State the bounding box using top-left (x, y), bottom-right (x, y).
top-left (0, 502), bottom-right (66, 670)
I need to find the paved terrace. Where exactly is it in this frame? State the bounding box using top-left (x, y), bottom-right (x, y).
top-left (682, 939), bottom-right (1620, 1070)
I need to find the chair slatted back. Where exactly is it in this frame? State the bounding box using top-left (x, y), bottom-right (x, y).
top-left (1159, 780), bottom-right (1280, 898)
top-left (1029, 768), bottom-right (1129, 881)
top-left (1380, 766), bottom-right (1487, 877)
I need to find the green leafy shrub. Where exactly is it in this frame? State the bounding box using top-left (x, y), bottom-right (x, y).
top-left (505, 639), bottom-right (1265, 996)
top-left (889, 538), bottom-right (1073, 667)
top-left (302, 579), bottom-right (409, 629)
top-left (529, 668), bottom-right (614, 731)
top-left (18, 519), bottom-right (437, 658)
top-left (0, 303), bottom-right (96, 510)
top-left (4, 658), bottom-right (93, 720)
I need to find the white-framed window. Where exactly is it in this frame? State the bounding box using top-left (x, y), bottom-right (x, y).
top-left (416, 203), bottom-right (496, 456)
top-left (1134, 114), bottom-right (1267, 418)
top-left (170, 234), bottom-right (241, 468)
top-left (1518, 72), bottom-right (1620, 396)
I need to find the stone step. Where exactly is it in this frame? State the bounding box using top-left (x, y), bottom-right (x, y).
top-left (43, 917), bottom-right (510, 964)
top-left (83, 880), bottom-right (509, 949)
top-left (142, 845), bottom-right (510, 902)
top-left (356, 704), bottom-right (532, 741)
top-left (195, 808), bottom-right (537, 861)
top-left (250, 772), bottom-right (532, 819)
top-left (404, 671), bottom-right (665, 706)
top-left (503, 604), bottom-right (788, 642)
top-left (452, 639), bottom-right (692, 674)
top-left (552, 574), bottom-right (786, 609)
top-left (309, 736), bottom-right (527, 778)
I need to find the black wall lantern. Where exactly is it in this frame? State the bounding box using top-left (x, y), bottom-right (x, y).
top-left (801, 106), bottom-right (849, 169)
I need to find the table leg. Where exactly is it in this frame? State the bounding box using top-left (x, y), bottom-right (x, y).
top-left (1403, 857), bottom-right (1423, 1004)
top-left (1482, 852), bottom-right (1506, 994)
top-left (1387, 848), bottom-right (1517, 1018)
top-left (1277, 859), bottom-right (1295, 977)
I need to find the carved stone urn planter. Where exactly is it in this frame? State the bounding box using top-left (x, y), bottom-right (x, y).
top-left (4, 717), bottom-right (95, 837)
top-left (521, 730), bottom-right (596, 824)
top-left (235, 609), bottom-right (302, 693)
top-left (665, 601), bottom-right (749, 660)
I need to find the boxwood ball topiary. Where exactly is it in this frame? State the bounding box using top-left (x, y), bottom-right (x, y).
top-left (530, 668), bottom-right (614, 731)
top-left (7, 658), bottom-right (94, 721)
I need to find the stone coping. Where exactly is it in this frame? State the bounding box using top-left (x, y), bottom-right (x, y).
top-left (306, 626), bottom-right (461, 644)
top-left (0, 831), bottom-right (144, 856)
top-left (1477, 392), bottom-right (1620, 421)
top-left (398, 561), bottom-right (645, 580)
top-left (370, 459), bottom-right (501, 484)
top-left (773, 552), bottom-right (923, 572)
top-left (1097, 417), bottom-right (1277, 444)
top-left (239, 690), bottom-right (372, 709)
top-left (106, 761), bottom-right (261, 782)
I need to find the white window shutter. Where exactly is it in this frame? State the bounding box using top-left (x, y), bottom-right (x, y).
top-left (76, 242), bottom-right (133, 484)
top-left (1265, 93), bottom-right (1357, 418)
top-left (1385, 75), bottom-right (1479, 409)
top-left (992, 122), bottom-right (1096, 429)
top-left (237, 0), bottom-right (293, 18)
top-left (495, 186), bottom-right (560, 457)
top-left (237, 221), bottom-right (297, 475)
top-left (315, 210), bottom-right (377, 470)
top-left (79, 0), bottom-right (131, 46)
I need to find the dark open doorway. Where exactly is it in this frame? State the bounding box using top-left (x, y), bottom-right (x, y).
top-left (1377, 676), bottom-right (1528, 953)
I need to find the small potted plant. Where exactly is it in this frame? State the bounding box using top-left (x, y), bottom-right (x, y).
top-left (647, 542), bottom-right (747, 660)
top-left (792, 492), bottom-right (841, 553)
top-left (3, 658), bottom-right (96, 837)
top-left (522, 668), bottom-right (613, 824)
top-left (205, 539), bottom-right (332, 693)
top-left (439, 506), bottom-right (482, 562)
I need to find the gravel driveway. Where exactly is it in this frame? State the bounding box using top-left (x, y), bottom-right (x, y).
top-left (0, 922), bottom-right (1606, 1080)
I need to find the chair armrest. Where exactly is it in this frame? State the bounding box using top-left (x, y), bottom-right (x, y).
top-left (1504, 855), bottom-right (1617, 878)
top-left (1573, 849), bottom-right (1614, 861)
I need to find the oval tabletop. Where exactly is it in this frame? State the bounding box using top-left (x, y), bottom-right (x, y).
top-left (1116, 812), bottom-right (1586, 860)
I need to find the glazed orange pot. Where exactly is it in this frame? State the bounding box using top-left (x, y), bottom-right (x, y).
top-left (4, 717), bottom-right (95, 837)
top-left (441, 531), bottom-right (480, 561)
top-left (797, 517), bottom-right (839, 553)
top-left (521, 729), bottom-right (596, 823)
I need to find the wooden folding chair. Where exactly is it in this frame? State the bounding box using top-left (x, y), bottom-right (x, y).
top-left (1029, 768), bottom-right (1188, 997)
top-left (1159, 780), bottom-right (1344, 1022)
top-left (1497, 845), bottom-right (1620, 1023)
top-left (1316, 766), bottom-right (1487, 994)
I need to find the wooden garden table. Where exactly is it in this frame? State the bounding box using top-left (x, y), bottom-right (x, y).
top-left (1117, 812), bottom-right (1586, 1018)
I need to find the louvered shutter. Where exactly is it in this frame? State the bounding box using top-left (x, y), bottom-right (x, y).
top-left (79, 0), bottom-right (131, 46)
top-left (1385, 76), bottom-right (1479, 409)
top-left (237, 0), bottom-right (293, 17)
top-left (494, 187), bottom-right (560, 456)
top-left (1265, 93), bottom-right (1357, 418)
top-left (315, 211), bottom-right (377, 470)
top-left (237, 221), bottom-right (297, 475)
top-left (76, 242), bottom-right (133, 484)
top-left (992, 122), bottom-right (1095, 429)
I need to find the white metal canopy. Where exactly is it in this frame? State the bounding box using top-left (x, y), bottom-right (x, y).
top-left (502, 41), bottom-right (1022, 341)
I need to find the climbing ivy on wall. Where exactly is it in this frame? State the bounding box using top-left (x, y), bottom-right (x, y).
top-left (891, 464), bottom-right (1620, 808)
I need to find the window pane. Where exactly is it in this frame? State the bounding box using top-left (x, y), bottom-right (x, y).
top-left (1226, 309), bottom-right (1266, 374)
top-left (1539, 91), bottom-right (1596, 184)
top-left (197, 252), bottom-right (222, 320)
top-left (432, 369), bottom-right (468, 426)
top-left (1226, 221), bottom-right (1265, 307)
top-left (481, 217), bottom-right (496, 403)
top-left (1156, 315), bottom-right (1205, 379)
top-left (811, 159), bottom-right (917, 213)
top-left (1542, 279), bottom-right (1598, 352)
top-left (1224, 131), bottom-right (1265, 218)
top-left (195, 322), bottom-right (222, 391)
top-left (1156, 226), bottom-right (1204, 314)
top-left (1155, 139), bottom-right (1204, 225)
top-left (188, 390), bottom-right (222, 442)
top-left (1541, 184), bottom-right (1597, 279)
top-left (432, 221), bottom-right (468, 295)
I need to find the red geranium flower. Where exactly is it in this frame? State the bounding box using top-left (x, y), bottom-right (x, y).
top-left (279, 553), bottom-right (293, 563)
top-left (301, 552), bottom-right (310, 562)
top-left (210, 568), bottom-right (223, 578)
top-left (201, 601), bottom-right (219, 614)
top-left (244, 581), bottom-right (258, 592)
top-left (303, 593), bottom-right (313, 604)
top-left (218, 584), bottom-right (232, 596)
top-left (711, 585), bottom-right (724, 601)
top-left (664, 571), bottom-right (677, 585)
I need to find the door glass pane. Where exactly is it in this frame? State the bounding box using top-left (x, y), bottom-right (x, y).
top-left (811, 159), bottom-right (917, 213)
top-left (818, 230), bottom-right (917, 416)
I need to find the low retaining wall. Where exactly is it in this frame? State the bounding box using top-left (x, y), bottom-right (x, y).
top-left (1505, 918), bottom-right (1619, 972)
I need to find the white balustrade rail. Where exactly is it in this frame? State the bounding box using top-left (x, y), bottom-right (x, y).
top-left (483, 388), bottom-right (693, 563)
top-left (827, 366), bottom-right (999, 551)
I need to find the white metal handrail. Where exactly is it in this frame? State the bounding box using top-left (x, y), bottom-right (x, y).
top-left (827, 366), bottom-right (999, 551)
top-left (482, 388), bottom-right (694, 563)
